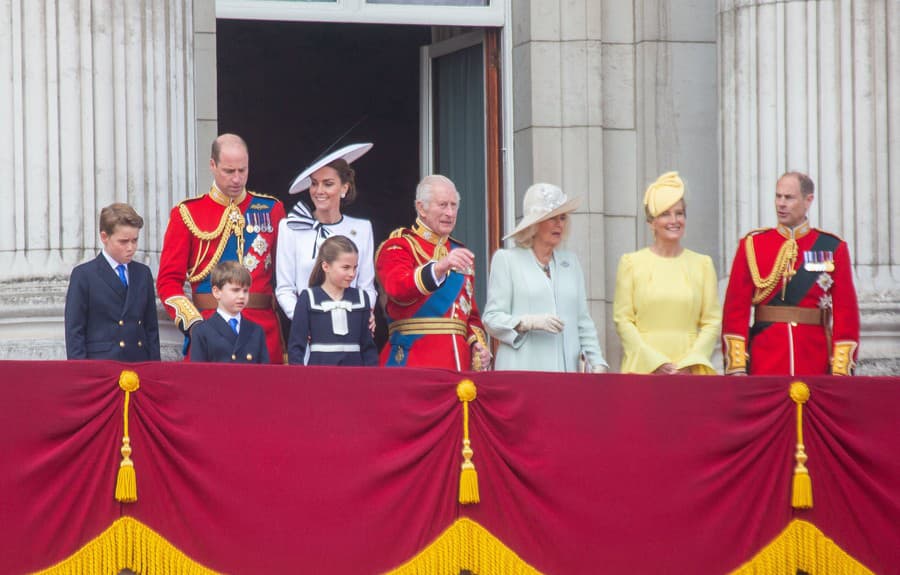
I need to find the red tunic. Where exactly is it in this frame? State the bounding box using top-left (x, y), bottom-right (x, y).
top-left (375, 221), bottom-right (486, 370)
top-left (157, 187), bottom-right (286, 364)
top-left (721, 222), bottom-right (860, 375)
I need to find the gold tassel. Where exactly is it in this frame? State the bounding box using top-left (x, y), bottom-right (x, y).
top-left (457, 379), bottom-right (480, 505)
top-left (116, 370), bottom-right (140, 503)
top-left (789, 381), bottom-right (812, 509)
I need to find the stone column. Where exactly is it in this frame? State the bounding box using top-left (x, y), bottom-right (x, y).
top-left (719, 0), bottom-right (900, 374)
top-left (604, 0), bottom-right (718, 370)
top-left (511, 0), bottom-right (719, 370)
top-left (511, 0), bottom-right (608, 352)
top-left (0, 0), bottom-right (201, 359)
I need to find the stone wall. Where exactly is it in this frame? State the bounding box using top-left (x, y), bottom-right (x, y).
top-left (718, 0), bottom-right (900, 374)
top-left (0, 0), bottom-right (215, 361)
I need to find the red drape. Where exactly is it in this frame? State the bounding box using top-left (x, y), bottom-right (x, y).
top-left (0, 361), bottom-right (897, 574)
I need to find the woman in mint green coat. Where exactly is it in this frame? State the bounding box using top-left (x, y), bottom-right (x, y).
top-left (483, 183), bottom-right (608, 373)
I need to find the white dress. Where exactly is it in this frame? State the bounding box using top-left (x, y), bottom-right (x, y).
top-left (275, 202), bottom-right (377, 320)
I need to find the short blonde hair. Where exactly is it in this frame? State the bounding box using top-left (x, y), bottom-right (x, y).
top-left (645, 198), bottom-right (687, 223)
top-left (512, 218), bottom-right (571, 248)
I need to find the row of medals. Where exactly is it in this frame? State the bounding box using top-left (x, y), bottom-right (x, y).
top-left (245, 212), bottom-right (273, 234)
top-left (803, 250), bottom-right (835, 272)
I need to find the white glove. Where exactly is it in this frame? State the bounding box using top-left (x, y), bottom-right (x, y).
top-left (516, 314), bottom-right (564, 334)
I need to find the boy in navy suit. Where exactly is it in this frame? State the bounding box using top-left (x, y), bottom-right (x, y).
top-left (189, 261), bottom-right (269, 363)
top-left (65, 203), bottom-right (161, 361)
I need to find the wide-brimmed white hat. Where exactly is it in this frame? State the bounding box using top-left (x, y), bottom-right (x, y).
top-left (503, 183), bottom-right (581, 240)
top-left (288, 142), bottom-right (373, 195)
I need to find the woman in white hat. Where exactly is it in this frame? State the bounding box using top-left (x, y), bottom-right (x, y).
top-left (613, 171), bottom-right (721, 374)
top-left (483, 183), bottom-right (608, 372)
top-left (275, 143), bottom-right (377, 321)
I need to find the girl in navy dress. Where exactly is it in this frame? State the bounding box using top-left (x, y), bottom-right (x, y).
top-left (288, 235), bottom-right (378, 366)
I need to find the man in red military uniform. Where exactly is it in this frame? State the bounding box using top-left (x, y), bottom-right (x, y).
top-left (376, 175), bottom-right (491, 371)
top-left (722, 172), bottom-right (860, 376)
top-left (157, 134), bottom-right (286, 363)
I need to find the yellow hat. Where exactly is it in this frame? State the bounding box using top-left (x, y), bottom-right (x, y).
top-left (643, 171), bottom-right (684, 218)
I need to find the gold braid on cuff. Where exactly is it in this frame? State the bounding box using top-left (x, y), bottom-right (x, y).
top-left (831, 341), bottom-right (857, 376)
top-left (164, 295), bottom-right (202, 332)
top-left (724, 334), bottom-right (748, 374)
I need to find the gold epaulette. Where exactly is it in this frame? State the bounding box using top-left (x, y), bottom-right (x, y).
top-left (389, 227), bottom-right (413, 240)
top-left (743, 227), bottom-right (771, 238)
top-left (814, 228), bottom-right (845, 242)
top-left (447, 234), bottom-right (466, 247)
top-left (376, 228), bottom-right (432, 266)
top-left (376, 228), bottom-right (411, 263)
top-left (177, 194), bottom-right (206, 206)
top-left (247, 189), bottom-right (280, 202)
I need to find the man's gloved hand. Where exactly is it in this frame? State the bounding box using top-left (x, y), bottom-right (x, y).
top-left (516, 314), bottom-right (564, 334)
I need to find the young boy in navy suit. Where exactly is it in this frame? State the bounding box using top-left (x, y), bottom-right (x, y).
top-left (189, 261), bottom-right (269, 363)
top-left (65, 203), bottom-right (161, 361)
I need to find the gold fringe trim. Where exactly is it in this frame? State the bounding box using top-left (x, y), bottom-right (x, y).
top-left (789, 381), bottom-right (813, 509)
top-left (116, 370), bottom-right (140, 503)
top-left (728, 520), bottom-right (875, 575)
top-left (32, 517), bottom-right (221, 575)
top-left (386, 518), bottom-right (542, 575)
top-left (457, 379), bottom-right (480, 505)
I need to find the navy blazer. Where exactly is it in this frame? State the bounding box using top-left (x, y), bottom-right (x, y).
top-left (189, 313), bottom-right (269, 364)
top-left (64, 254), bottom-right (161, 361)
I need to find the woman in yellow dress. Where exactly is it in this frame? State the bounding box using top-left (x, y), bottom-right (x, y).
top-left (613, 172), bottom-right (721, 374)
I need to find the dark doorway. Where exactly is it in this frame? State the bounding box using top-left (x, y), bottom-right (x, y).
top-left (216, 19), bottom-right (431, 249)
top-left (217, 20), bottom-right (432, 348)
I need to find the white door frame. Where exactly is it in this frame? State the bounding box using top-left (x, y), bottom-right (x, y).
top-left (217, 0), bottom-right (504, 26)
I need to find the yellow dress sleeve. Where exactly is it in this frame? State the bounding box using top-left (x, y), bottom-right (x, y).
top-left (675, 254), bottom-right (722, 375)
top-left (613, 253), bottom-right (671, 373)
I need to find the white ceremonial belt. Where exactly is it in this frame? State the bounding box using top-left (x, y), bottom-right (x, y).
top-left (309, 344), bottom-right (361, 353)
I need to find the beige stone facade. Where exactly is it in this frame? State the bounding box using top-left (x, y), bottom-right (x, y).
top-left (1, 0), bottom-right (897, 373)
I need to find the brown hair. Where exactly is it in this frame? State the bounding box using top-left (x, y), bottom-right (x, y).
top-left (99, 203), bottom-right (144, 236)
top-left (211, 260), bottom-right (251, 289)
top-left (780, 171), bottom-right (815, 197)
top-left (325, 158), bottom-right (358, 206)
top-left (308, 235), bottom-right (359, 287)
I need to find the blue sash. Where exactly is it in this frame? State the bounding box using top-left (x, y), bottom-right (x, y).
top-left (194, 198), bottom-right (274, 294)
top-left (385, 270), bottom-right (465, 367)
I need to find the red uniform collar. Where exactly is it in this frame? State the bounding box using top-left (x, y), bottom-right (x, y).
top-left (209, 184), bottom-right (247, 207)
top-left (776, 220), bottom-right (811, 240)
top-left (412, 218), bottom-right (449, 247)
